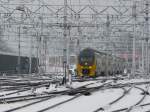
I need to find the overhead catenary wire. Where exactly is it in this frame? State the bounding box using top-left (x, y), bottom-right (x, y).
top-left (0, 0), bottom-right (149, 75)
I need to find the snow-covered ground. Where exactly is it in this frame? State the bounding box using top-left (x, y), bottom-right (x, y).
top-left (0, 78), bottom-right (150, 112)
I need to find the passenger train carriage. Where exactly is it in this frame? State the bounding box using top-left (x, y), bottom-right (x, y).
top-left (76, 48), bottom-right (125, 77)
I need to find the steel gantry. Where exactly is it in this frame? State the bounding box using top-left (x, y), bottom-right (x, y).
top-left (0, 0), bottom-right (149, 76)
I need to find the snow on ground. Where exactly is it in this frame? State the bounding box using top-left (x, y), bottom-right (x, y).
top-left (0, 90), bottom-right (17, 96)
top-left (1, 90), bottom-right (32, 98)
top-left (70, 80), bottom-right (101, 88)
top-left (13, 95), bottom-right (73, 112)
top-left (108, 87), bottom-right (145, 111)
top-left (118, 78), bottom-right (150, 84)
top-left (1, 78), bottom-right (150, 112)
top-left (0, 100), bottom-right (39, 112)
top-left (44, 88), bottom-right (123, 112)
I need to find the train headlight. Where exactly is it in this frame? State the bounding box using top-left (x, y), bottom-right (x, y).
top-left (89, 66), bottom-right (92, 69)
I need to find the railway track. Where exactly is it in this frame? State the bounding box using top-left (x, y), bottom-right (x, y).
top-left (126, 85), bottom-right (150, 112)
top-left (0, 76), bottom-right (63, 100)
top-left (110, 85), bottom-right (150, 112)
top-left (3, 94), bottom-right (61, 112)
top-left (1, 79), bottom-right (150, 112)
top-left (87, 82), bottom-right (150, 112)
top-left (0, 88), bottom-right (31, 97)
top-left (3, 80), bottom-right (111, 112)
top-left (0, 82), bottom-right (54, 98)
top-left (36, 81), bottom-right (135, 112)
top-left (34, 82), bottom-right (117, 112)
top-left (112, 102), bottom-right (150, 112)
top-left (0, 80), bottom-right (101, 104)
top-left (92, 87), bottom-right (133, 112)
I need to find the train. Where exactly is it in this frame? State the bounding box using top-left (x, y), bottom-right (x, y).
top-left (0, 54), bottom-right (38, 75)
top-left (76, 48), bottom-right (125, 77)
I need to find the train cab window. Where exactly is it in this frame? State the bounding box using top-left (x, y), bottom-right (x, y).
top-left (79, 56), bottom-right (94, 65)
top-left (78, 50), bottom-right (94, 66)
top-left (80, 57), bottom-right (93, 62)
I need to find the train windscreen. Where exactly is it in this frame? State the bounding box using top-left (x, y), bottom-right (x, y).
top-left (78, 50), bottom-right (94, 66)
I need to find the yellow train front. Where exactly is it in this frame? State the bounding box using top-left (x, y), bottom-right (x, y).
top-left (76, 48), bottom-right (96, 77)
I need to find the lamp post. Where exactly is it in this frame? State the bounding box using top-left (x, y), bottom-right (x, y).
top-left (16, 5), bottom-right (33, 74)
top-left (145, 0), bottom-right (149, 75)
top-left (132, 1), bottom-right (137, 77)
top-left (16, 6), bottom-right (25, 74)
top-left (17, 26), bottom-right (21, 74)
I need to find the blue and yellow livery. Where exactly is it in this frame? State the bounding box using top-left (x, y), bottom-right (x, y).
top-left (76, 48), bottom-right (125, 77)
